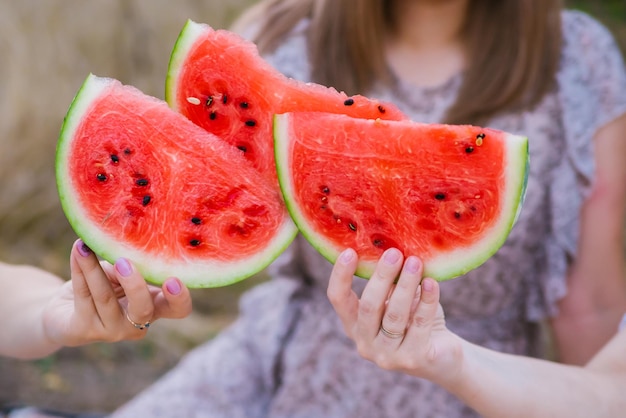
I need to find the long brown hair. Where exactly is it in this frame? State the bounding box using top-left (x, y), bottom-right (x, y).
top-left (234, 0), bottom-right (563, 126)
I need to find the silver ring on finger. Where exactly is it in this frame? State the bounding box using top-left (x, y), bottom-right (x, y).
top-left (125, 311), bottom-right (152, 330)
top-left (380, 324), bottom-right (405, 339)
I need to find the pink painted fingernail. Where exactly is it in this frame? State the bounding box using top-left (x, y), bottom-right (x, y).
top-left (383, 248), bottom-right (401, 265)
top-left (165, 278), bottom-right (182, 295)
top-left (405, 256), bottom-right (421, 274)
top-left (115, 258), bottom-right (133, 277)
top-left (77, 240), bottom-right (92, 257)
top-left (339, 248), bottom-right (355, 264)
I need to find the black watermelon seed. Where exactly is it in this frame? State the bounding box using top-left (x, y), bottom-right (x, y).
top-left (189, 239), bottom-right (201, 247)
top-left (348, 223), bottom-right (357, 231)
top-left (237, 145), bottom-right (248, 152)
top-left (205, 96), bottom-right (213, 107)
top-left (435, 193), bottom-right (446, 200)
top-left (454, 211), bottom-right (461, 219)
top-left (476, 133), bottom-right (486, 140)
top-left (124, 148), bottom-right (131, 155)
top-left (142, 195), bottom-right (151, 206)
top-left (465, 146), bottom-right (474, 153)
top-left (245, 119), bottom-right (256, 127)
top-left (373, 238), bottom-right (383, 248)
top-left (191, 217), bottom-right (202, 225)
top-left (96, 173), bottom-right (107, 181)
top-left (209, 111), bottom-right (217, 120)
top-left (240, 102), bottom-right (249, 109)
top-left (377, 105), bottom-right (386, 113)
top-left (320, 186), bottom-right (330, 194)
top-left (222, 94), bottom-right (228, 104)
top-left (135, 178), bottom-right (148, 186)
top-left (344, 98), bottom-right (354, 106)
top-left (111, 154), bottom-right (119, 163)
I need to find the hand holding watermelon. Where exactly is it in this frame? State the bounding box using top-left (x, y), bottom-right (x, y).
top-left (328, 247), bottom-right (626, 418)
top-left (328, 247), bottom-right (457, 378)
top-left (42, 239), bottom-right (192, 348)
top-left (0, 239), bottom-right (192, 360)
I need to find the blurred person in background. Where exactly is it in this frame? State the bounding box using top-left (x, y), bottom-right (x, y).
top-left (107, 0), bottom-right (626, 416)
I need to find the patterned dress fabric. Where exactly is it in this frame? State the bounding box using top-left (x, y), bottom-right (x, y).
top-left (111, 11), bottom-right (626, 418)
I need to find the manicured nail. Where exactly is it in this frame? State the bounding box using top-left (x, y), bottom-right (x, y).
top-left (115, 258), bottom-right (133, 277)
top-left (404, 256), bottom-right (421, 274)
top-left (165, 278), bottom-right (182, 295)
top-left (383, 248), bottom-right (401, 265)
top-left (339, 248), bottom-right (355, 264)
top-left (77, 240), bottom-right (92, 257)
top-left (422, 277), bottom-right (434, 292)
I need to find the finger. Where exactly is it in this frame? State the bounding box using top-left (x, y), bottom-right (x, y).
top-left (358, 248), bottom-right (404, 339)
top-left (77, 248), bottom-right (135, 331)
top-left (152, 277), bottom-right (193, 320)
top-left (327, 249), bottom-right (360, 337)
top-left (70, 239), bottom-right (113, 325)
top-left (114, 258), bottom-right (154, 330)
top-left (406, 277), bottom-right (441, 338)
top-left (98, 261), bottom-right (129, 301)
top-left (381, 256), bottom-right (423, 339)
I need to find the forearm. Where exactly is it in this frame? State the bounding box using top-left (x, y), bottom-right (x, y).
top-left (437, 338), bottom-right (626, 418)
top-left (552, 297), bottom-right (626, 365)
top-left (552, 147), bottom-right (626, 364)
top-left (552, 243), bottom-right (626, 364)
top-left (0, 263), bottom-right (64, 359)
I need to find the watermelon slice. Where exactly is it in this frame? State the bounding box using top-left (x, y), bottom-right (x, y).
top-left (56, 74), bottom-right (297, 288)
top-left (274, 112), bottom-right (528, 280)
top-left (165, 20), bottom-right (406, 185)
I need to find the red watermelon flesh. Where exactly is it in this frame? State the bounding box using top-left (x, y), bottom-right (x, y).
top-left (166, 20), bottom-right (406, 186)
top-left (56, 74), bottom-right (297, 288)
top-left (274, 112), bottom-right (528, 280)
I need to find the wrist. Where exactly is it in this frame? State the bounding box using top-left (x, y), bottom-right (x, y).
top-left (414, 339), bottom-right (478, 411)
top-left (418, 330), bottom-right (467, 389)
top-left (34, 303), bottom-right (64, 357)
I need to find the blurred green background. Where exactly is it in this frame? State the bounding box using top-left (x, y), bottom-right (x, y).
top-left (0, 0), bottom-right (624, 415)
top-left (568, 0), bottom-right (626, 50)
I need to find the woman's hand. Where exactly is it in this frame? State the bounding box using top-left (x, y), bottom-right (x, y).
top-left (42, 239), bottom-right (193, 348)
top-left (327, 248), bottom-right (462, 381)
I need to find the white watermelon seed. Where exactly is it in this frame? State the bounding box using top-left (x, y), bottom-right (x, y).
top-left (186, 97), bottom-right (201, 105)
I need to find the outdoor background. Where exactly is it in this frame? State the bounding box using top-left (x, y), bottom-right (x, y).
top-left (0, 0), bottom-right (624, 415)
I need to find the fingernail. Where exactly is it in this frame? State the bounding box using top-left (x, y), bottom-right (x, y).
top-left (383, 248), bottom-right (401, 265)
top-left (165, 278), bottom-right (181, 295)
top-left (422, 277), bottom-right (434, 292)
top-left (339, 248), bottom-right (355, 264)
top-left (115, 258), bottom-right (133, 277)
top-left (404, 256), bottom-right (421, 274)
top-left (77, 240), bottom-right (92, 257)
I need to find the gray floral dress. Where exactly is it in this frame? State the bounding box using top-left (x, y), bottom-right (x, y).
top-left (111, 11), bottom-right (626, 418)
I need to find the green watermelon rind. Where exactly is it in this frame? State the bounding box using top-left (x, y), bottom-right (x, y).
top-left (56, 74), bottom-right (298, 288)
top-left (273, 113), bottom-right (529, 281)
top-left (164, 19), bottom-right (197, 111)
top-left (165, 19), bottom-right (205, 112)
